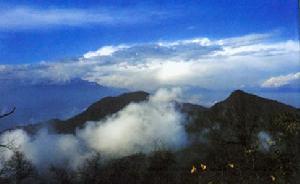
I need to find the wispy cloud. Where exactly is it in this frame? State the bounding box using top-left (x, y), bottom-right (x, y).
top-left (0, 6), bottom-right (166, 30)
top-left (261, 72), bottom-right (300, 88)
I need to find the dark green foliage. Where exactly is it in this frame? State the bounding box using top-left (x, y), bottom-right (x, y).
top-left (76, 153), bottom-right (102, 184)
top-left (47, 166), bottom-right (75, 184)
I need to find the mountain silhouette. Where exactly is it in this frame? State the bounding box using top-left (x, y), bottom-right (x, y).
top-left (15, 89), bottom-right (299, 136)
top-left (2, 89), bottom-right (299, 183)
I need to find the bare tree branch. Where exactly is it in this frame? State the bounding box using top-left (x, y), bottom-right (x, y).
top-left (0, 107), bottom-right (16, 150)
top-left (0, 107), bottom-right (16, 119)
top-left (0, 144), bottom-right (9, 149)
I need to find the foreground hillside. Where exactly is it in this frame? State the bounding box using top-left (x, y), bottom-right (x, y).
top-left (0, 90), bottom-right (299, 184)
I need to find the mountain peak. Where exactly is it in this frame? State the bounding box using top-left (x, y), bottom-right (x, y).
top-left (212, 89), bottom-right (297, 118)
top-left (230, 89), bottom-right (247, 95)
top-left (228, 89), bottom-right (254, 99)
top-left (118, 91), bottom-right (149, 99)
top-left (51, 91), bottom-right (150, 133)
top-left (223, 89), bottom-right (274, 105)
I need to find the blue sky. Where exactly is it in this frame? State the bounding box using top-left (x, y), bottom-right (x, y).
top-left (0, 0), bottom-right (299, 127)
top-left (0, 0), bottom-right (298, 64)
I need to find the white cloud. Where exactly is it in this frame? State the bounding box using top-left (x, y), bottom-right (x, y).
top-left (80, 35), bottom-right (299, 90)
top-left (0, 7), bottom-right (165, 30)
top-left (1, 32), bottom-right (299, 91)
top-left (216, 33), bottom-right (272, 47)
top-left (83, 45), bottom-right (129, 59)
top-left (213, 40), bottom-right (299, 57)
top-left (0, 89), bottom-right (187, 170)
top-left (261, 72), bottom-right (300, 88)
top-left (78, 88), bottom-right (187, 157)
top-left (157, 37), bottom-right (212, 47)
top-left (0, 129), bottom-right (89, 170)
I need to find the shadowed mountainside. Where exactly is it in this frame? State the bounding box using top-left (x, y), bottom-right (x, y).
top-left (1, 90), bottom-right (300, 183)
top-left (52, 91), bottom-right (150, 133)
top-left (15, 89), bottom-right (300, 135)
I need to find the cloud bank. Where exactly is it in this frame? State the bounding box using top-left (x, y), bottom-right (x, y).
top-left (0, 89), bottom-right (187, 170)
top-left (78, 88), bottom-right (186, 157)
top-left (1, 32), bottom-right (299, 91)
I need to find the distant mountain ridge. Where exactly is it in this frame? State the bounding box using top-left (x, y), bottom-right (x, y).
top-left (0, 78), bottom-right (125, 131)
top-left (11, 89), bottom-right (299, 135)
